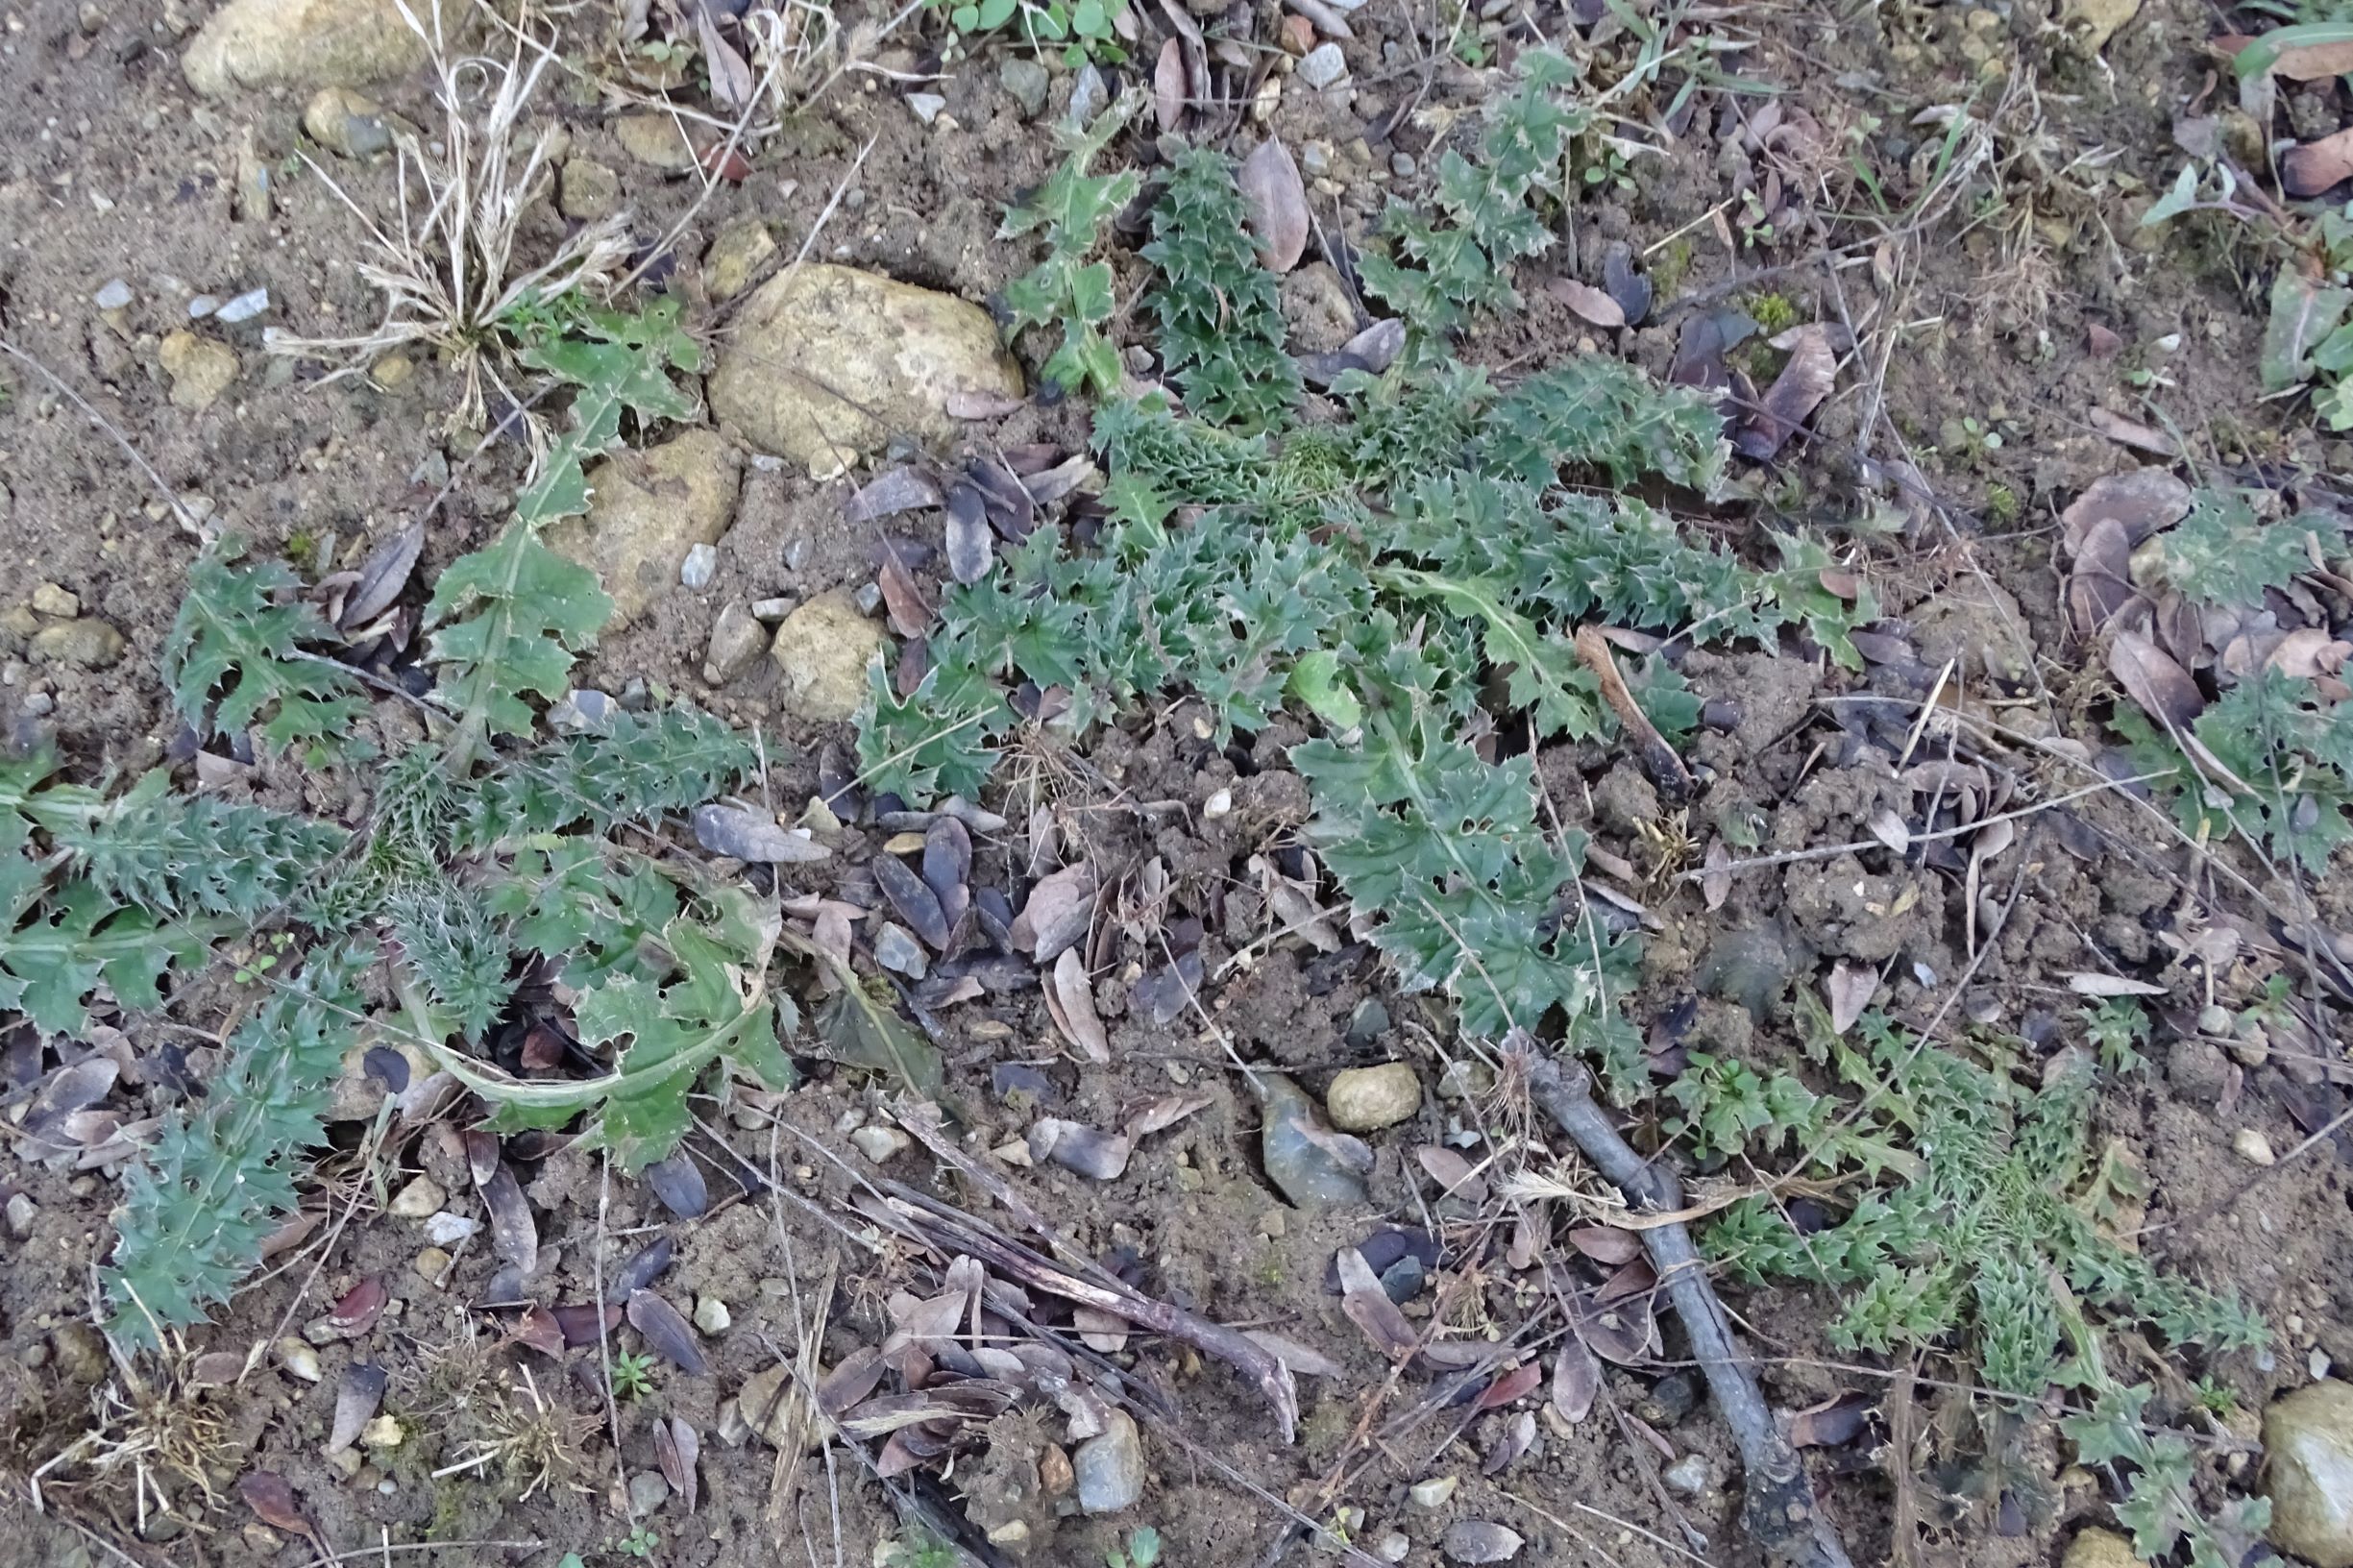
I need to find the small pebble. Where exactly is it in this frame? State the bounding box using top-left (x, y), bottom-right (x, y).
top-left (1661, 1454), bottom-right (1710, 1495)
top-left (694, 1296), bottom-right (732, 1335)
top-left (1410, 1476), bottom-right (1458, 1507)
top-left (1392, 153), bottom-right (1416, 176)
top-left (278, 1338), bottom-right (323, 1383)
top-left (187, 294), bottom-right (221, 319)
top-left (873, 921), bottom-right (929, 979)
top-left (389, 1175), bottom-right (446, 1217)
top-left (2235, 1129), bottom-right (2277, 1166)
top-left (422, 1212), bottom-right (478, 1246)
top-left (359, 1415), bottom-right (404, 1450)
top-left (627, 1469), bottom-right (670, 1516)
top-left (1326, 1062), bottom-right (1422, 1132)
top-left (214, 287), bottom-right (270, 325)
top-left (751, 596), bottom-right (797, 621)
top-left (1000, 57), bottom-right (1049, 118)
top-left (680, 542), bottom-right (718, 591)
top-left (851, 1125), bottom-right (910, 1164)
top-left (1297, 42), bottom-right (1348, 89)
top-left (907, 92), bottom-right (946, 125)
top-left (852, 581), bottom-right (884, 616)
top-left (412, 1247), bottom-right (453, 1282)
top-left (1074, 1410), bottom-right (1146, 1513)
top-left (92, 278), bottom-right (132, 311)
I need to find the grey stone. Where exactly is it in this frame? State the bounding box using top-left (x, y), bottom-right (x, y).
top-left (1441, 1522), bottom-right (1524, 1563)
top-left (691, 804), bottom-right (831, 865)
top-left (851, 1124), bottom-right (910, 1164)
top-left (1296, 42), bottom-right (1348, 89)
top-left (549, 689), bottom-right (616, 736)
top-left (93, 279), bottom-right (132, 311)
top-left (30, 619), bottom-right (125, 669)
top-left (627, 1468), bottom-right (670, 1517)
top-left (906, 91), bottom-right (946, 124)
top-left (2266, 1381), bottom-right (2353, 1567)
top-left (615, 113), bottom-right (699, 171)
top-left (1066, 63), bottom-right (1108, 128)
top-left (304, 86), bottom-right (393, 157)
top-left (1661, 1455), bottom-right (1710, 1495)
top-left (1379, 1254), bottom-right (1424, 1304)
top-left (1073, 1409), bottom-right (1145, 1513)
top-left (559, 159), bottom-right (622, 221)
top-left (215, 287), bottom-right (270, 326)
top-left (873, 921), bottom-right (929, 979)
top-left (704, 600), bottom-right (768, 684)
top-left (1000, 58), bottom-right (1049, 118)
top-left (1257, 1071), bottom-right (1369, 1209)
top-left (681, 542), bottom-right (718, 591)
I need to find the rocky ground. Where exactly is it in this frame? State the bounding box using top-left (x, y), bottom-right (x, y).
top-left (4, 0), bottom-right (2353, 1566)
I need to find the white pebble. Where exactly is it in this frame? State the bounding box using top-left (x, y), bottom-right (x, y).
top-left (2235, 1128), bottom-right (2277, 1166)
top-left (92, 278), bottom-right (132, 310)
top-left (681, 542), bottom-right (718, 590)
top-left (215, 287), bottom-right (271, 324)
top-left (1297, 42), bottom-right (1348, 89)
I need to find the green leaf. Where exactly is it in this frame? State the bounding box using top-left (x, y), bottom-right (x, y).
top-left (2262, 270), bottom-right (2353, 394)
top-left (810, 953), bottom-right (945, 1102)
top-left (1072, 0), bottom-right (1105, 34)
top-left (513, 299), bottom-right (702, 527)
top-left (951, 2), bottom-right (979, 27)
top-left (162, 538), bottom-right (369, 754)
top-left (1288, 649), bottom-right (1362, 730)
top-left (426, 519), bottom-right (615, 742)
top-left (2141, 163), bottom-right (2199, 228)
top-left (2160, 488), bottom-right (2316, 609)
top-left (2232, 20), bottom-right (2353, 78)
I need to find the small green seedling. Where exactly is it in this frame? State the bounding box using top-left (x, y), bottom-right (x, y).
top-left (608, 1350), bottom-right (658, 1402)
top-left (1108, 1525), bottom-right (1163, 1568)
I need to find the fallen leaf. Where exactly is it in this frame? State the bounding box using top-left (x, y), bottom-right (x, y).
top-left (1483, 1409), bottom-right (1538, 1475)
top-left (341, 521), bottom-right (424, 630)
top-left (1565, 1226), bottom-right (1642, 1265)
top-left (2108, 628), bottom-right (2205, 731)
top-left (695, 3), bottom-right (754, 108)
top-left (812, 957), bottom-right (945, 1101)
top-left (626, 1289), bottom-right (709, 1377)
top-left (1551, 1338), bottom-right (1600, 1423)
top-left (1335, 1246), bottom-right (1419, 1362)
top-left (1789, 1391), bottom-right (1875, 1448)
top-left (1415, 1145), bottom-right (1489, 1205)
top-left (1866, 807), bottom-right (1911, 855)
top-left (512, 1308), bottom-right (566, 1358)
top-left (2268, 627), bottom-right (2351, 677)
top-left (325, 1277), bottom-right (387, 1338)
top-left (1073, 1305), bottom-right (1129, 1353)
top-left (1547, 277), bottom-right (1626, 329)
top-left (327, 1362), bottom-right (387, 1456)
top-left (478, 1162), bottom-right (539, 1275)
top-left (1009, 861), bottom-right (1097, 961)
top-left (2067, 972), bottom-right (2169, 997)
top-left (1243, 1330), bottom-right (1344, 1377)
top-left (2087, 407), bottom-right (2179, 456)
top-left (1238, 138), bottom-right (1310, 273)
top-left (1734, 324), bottom-right (1835, 460)
top-left (237, 1472), bottom-right (314, 1541)
top-left (2260, 32), bottom-right (2353, 80)
top-left (1826, 961), bottom-right (1875, 1036)
top-left (1701, 840), bottom-right (1730, 911)
top-left (1153, 37), bottom-right (1188, 132)
top-left (944, 387), bottom-right (1024, 420)
top-left (655, 1416), bottom-right (700, 1511)
top-left (875, 853), bottom-right (951, 949)
top-left (2263, 269), bottom-right (2353, 393)
top-left (1047, 948), bottom-right (1111, 1063)
top-left (1028, 1116), bottom-right (1130, 1178)
top-left (1124, 1091), bottom-right (1212, 1138)
top-left (876, 557), bottom-right (933, 639)
top-left (642, 1153), bottom-right (708, 1220)
top-left (844, 465), bottom-right (944, 526)
top-left (1476, 1360), bottom-right (1543, 1410)
top-left (551, 1302), bottom-right (624, 1348)
top-left (2285, 126), bottom-right (2353, 197)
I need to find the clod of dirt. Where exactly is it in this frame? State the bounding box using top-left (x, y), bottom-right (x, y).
top-left (1695, 918), bottom-right (1816, 1020)
top-left (615, 113), bottom-right (704, 173)
top-left (559, 159), bottom-right (622, 221)
top-left (1280, 262), bottom-right (1358, 353)
top-left (545, 429), bottom-right (741, 625)
top-left (1324, 1063), bottom-right (1421, 1131)
top-left (767, 589), bottom-right (889, 722)
top-left (182, 0), bottom-right (455, 96)
top-left (704, 217), bottom-right (778, 304)
top-left (708, 264), bottom-right (1025, 480)
top-left (158, 330), bottom-right (238, 411)
top-left (29, 618), bottom-right (124, 668)
top-left (1072, 1409), bottom-right (1145, 1513)
top-left (2263, 1381), bottom-right (2353, 1567)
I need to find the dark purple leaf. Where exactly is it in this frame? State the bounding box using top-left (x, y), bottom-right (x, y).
top-left (327, 1362), bottom-right (387, 1456)
top-left (626, 1289), bottom-right (709, 1376)
top-left (606, 1236), bottom-right (674, 1304)
top-left (644, 1153), bottom-right (708, 1219)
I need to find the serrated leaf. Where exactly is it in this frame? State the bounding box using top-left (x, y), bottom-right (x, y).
top-left (2263, 269), bottom-right (2352, 393)
top-left (426, 519), bottom-right (614, 741)
top-left (162, 539), bottom-right (369, 754)
top-left (808, 953), bottom-right (944, 1102)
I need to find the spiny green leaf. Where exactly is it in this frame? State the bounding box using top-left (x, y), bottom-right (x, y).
top-left (513, 299), bottom-right (703, 527)
top-left (426, 519), bottom-right (614, 742)
top-left (162, 538), bottom-right (368, 754)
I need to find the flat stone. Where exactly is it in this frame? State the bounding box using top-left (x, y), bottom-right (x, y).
top-left (1661, 1454), bottom-right (1710, 1494)
top-left (873, 921), bottom-right (929, 979)
top-left (1000, 58), bottom-right (1049, 118)
top-left (681, 542), bottom-right (718, 591)
top-left (707, 264), bottom-right (1023, 480)
top-left (2236, 1128), bottom-right (2277, 1166)
top-left (31, 619), bottom-right (125, 669)
top-left (1325, 1063), bottom-right (1421, 1132)
top-left (2266, 1381), bottom-right (2353, 1568)
top-left (627, 1468), bottom-right (670, 1516)
top-left (303, 86), bottom-right (393, 158)
top-left (1281, 260), bottom-right (1356, 354)
top-left (2066, 0), bottom-right (2142, 52)
top-left (184, 0), bottom-right (459, 96)
top-left (851, 1125), bottom-right (909, 1164)
top-left (544, 429), bottom-right (740, 625)
top-left (704, 600), bottom-right (768, 684)
top-left (906, 91), bottom-right (946, 124)
top-left (92, 279), bottom-right (132, 311)
top-left (693, 1296), bottom-right (731, 1335)
top-left (159, 331), bottom-right (238, 410)
top-left (615, 113), bottom-right (699, 172)
top-left (559, 159), bottom-right (622, 221)
top-left (1441, 1522), bottom-right (1523, 1563)
top-left (422, 1212), bottom-right (478, 1246)
top-left (1409, 1476), bottom-right (1458, 1507)
top-left (1257, 1071), bottom-right (1368, 1209)
top-left (768, 589), bottom-right (888, 722)
top-left (1073, 1409), bottom-right (1145, 1513)
top-left (704, 217), bottom-right (777, 303)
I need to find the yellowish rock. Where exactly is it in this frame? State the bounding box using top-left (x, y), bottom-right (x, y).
top-left (159, 331), bottom-right (238, 411)
top-left (2062, 1528), bottom-right (2138, 1568)
top-left (559, 158), bottom-right (622, 221)
top-left (1325, 1063), bottom-right (1422, 1132)
top-left (708, 263), bottom-right (1023, 479)
top-left (704, 217), bottom-right (777, 303)
top-left (544, 429), bottom-right (742, 625)
top-left (31, 619), bottom-right (125, 668)
top-left (2065, 0), bottom-right (2141, 53)
top-left (184, 0), bottom-right (460, 97)
top-left (768, 590), bottom-right (888, 722)
top-left (615, 113), bottom-right (699, 172)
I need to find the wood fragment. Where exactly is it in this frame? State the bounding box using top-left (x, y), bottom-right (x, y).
top-left (1574, 625), bottom-right (1693, 801)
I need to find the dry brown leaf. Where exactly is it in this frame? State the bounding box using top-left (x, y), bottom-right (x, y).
top-left (1244, 1329), bottom-right (1344, 1378)
top-left (2108, 628), bottom-right (2205, 731)
top-left (2087, 407), bottom-right (2179, 456)
top-left (1415, 1145), bottom-right (1489, 1204)
top-left (1335, 1246), bottom-right (1419, 1362)
top-left (2068, 972), bottom-right (2169, 998)
top-left (2268, 627), bottom-right (2352, 677)
top-left (1153, 37), bottom-right (1188, 131)
top-left (1733, 323), bottom-right (1835, 460)
top-left (1701, 839), bottom-right (1730, 911)
top-left (2285, 126), bottom-right (2353, 197)
top-left (1826, 961), bottom-right (1875, 1036)
top-left (655, 1416), bottom-right (700, 1511)
top-left (1547, 277), bottom-right (1626, 329)
top-left (2060, 470), bottom-right (2193, 555)
top-left (1048, 948), bottom-right (1111, 1063)
top-left (1238, 138), bottom-right (1309, 273)
top-left (1551, 1339), bottom-right (1600, 1423)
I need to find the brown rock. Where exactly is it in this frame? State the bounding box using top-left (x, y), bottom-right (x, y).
top-left (184, 0), bottom-right (460, 97)
top-left (544, 429), bottom-right (741, 625)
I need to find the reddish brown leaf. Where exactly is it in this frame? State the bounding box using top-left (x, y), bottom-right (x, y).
top-left (512, 1307), bottom-right (566, 1359)
top-left (1482, 1409), bottom-right (1536, 1476)
top-left (817, 1345), bottom-right (887, 1417)
top-left (1335, 1246), bottom-right (1419, 1362)
top-left (2286, 126), bottom-right (2353, 197)
top-left (551, 1301), bottom-right (624, 1348)
top-left (464, 1129), bottom-right (500, 1188)
top-left (877, 557), bottom-right (934, 639)
top-left (1576, 1294), bottom-right (1655, 1365)
top-left (238, 1472), bottom-right (312, 1538)
top-left (699, 143), bottom-right (753, 182)
top-left (2108, 628), bottom-right (2205, 732)
top-left (325, 1276), bottom-right (387, 1337)
top-left (1476, 1360), bottom-right (1543, 1410)
top-left (1415, 1145), bottom-right (1489, 1205)
top-left (1238, 139), bottom-right (1309, 274)
top-left (1153, 37), bottom-right (1188, 132)
top-left (1789, 1391), bottom-right (1875, 1448)
top-left (1733, 324), bottom-right (1836, 460)
top-left (478, 1163), bottom-right (538, 1276)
